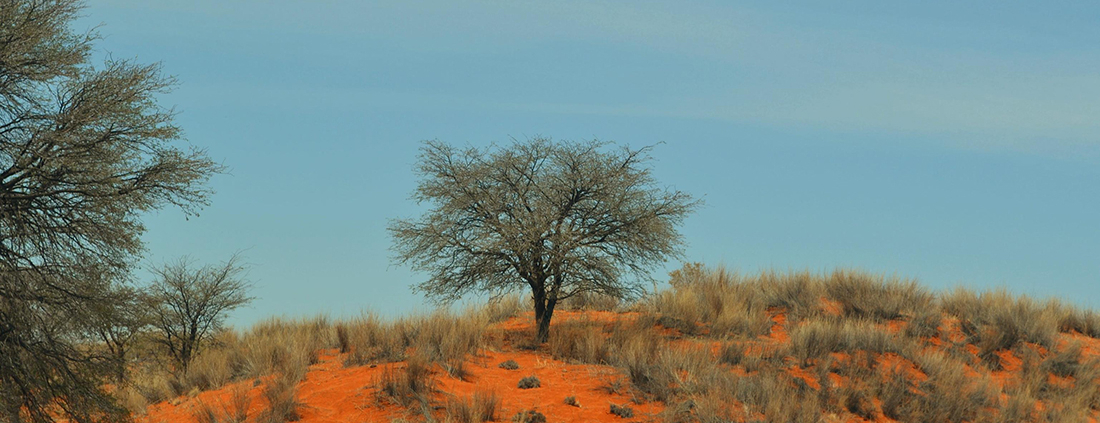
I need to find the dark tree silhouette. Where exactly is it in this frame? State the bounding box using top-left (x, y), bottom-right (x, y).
top-left (0, 1), bottom-right (222, 421)
top-left (390, 138), bottom-right (699, 342)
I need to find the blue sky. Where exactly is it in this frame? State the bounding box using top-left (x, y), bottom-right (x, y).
top-left (79, 1), bottom-right (1100, 324)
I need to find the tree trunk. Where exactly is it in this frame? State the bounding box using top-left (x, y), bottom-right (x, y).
top-left (534, 294), bottom-right (558, 343)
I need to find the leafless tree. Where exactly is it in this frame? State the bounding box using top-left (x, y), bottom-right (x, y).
top-left (390, 138), bottom-right (699, 342)
top-left (145, 255), bottom-right (253, 372)
top-left (0, 1), bottom-right (222, 421)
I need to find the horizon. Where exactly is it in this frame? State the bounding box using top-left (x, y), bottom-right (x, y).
top-left (77, 1), bottom-right (1100, 325)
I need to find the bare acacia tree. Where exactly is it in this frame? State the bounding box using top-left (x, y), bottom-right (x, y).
top-left (0, 1), bottom-right (222, 422)
top-left (390, 138), bottom-right (699, 342)
top-left (145, 255), bottom-right (253, 372)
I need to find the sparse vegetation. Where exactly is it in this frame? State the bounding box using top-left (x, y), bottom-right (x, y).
top-left (40, 262), bottom-right (1100, 423)
top-left (446, 390), bottom-right (499, 423)
top-left (517, 376), bottom-right (541, 389)
top-left (609, 403), bottom-right (634, 418)
top-left (511, 409), bottom-right (546, 423)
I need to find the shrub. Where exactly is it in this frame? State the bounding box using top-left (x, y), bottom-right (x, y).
top-left (517, 376), bottom-right (541, 389)
top-left (498, 360), bottom-right (519, 370)
top-left (563, 396), bottom-right (579, 407)
top-left (511, 409), bottom-right (546, 423)
top-left (609, 403), bottom-right (634, 418)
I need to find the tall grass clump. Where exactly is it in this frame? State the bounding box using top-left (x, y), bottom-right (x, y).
top-left (941, 288), bottom-right (1061, 358)
top-left (823, 270), bottom-right (934, 321)
top-left (548, 321), bottom-right (610, 364)
top-left (259, 372), bottom-right (302, 423)
top-left (408, 309), bottom-right (488, 379)
top-left (786, 320), bottom-right (913, 364)
top-left (341, 313), bottom-right (408, 366)
top-left (376, 354), bottom-right (436, 418)
top-left (650, 264), bottom-right (773, 338)
top-left (446, 390), bottom-right (499, 423)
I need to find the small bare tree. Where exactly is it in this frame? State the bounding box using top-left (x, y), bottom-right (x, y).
top-left (146, 255), bottom-right (253, 372)
top-left (390, 138), bottom-right (699, 342)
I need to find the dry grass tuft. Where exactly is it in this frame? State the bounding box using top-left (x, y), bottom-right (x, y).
top-left (258, 372), bottom-right (302, 423)
top-left (376, 355), bottom-right (435, 408)
top-left (446, 390), bottom-right (499, 423)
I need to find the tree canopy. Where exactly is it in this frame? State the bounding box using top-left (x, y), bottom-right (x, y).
top-left (390, 138), bottom-right (699, 342)
top-left (0, 1), bottom-right (221, 421)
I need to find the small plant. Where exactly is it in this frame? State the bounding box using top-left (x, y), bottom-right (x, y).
top-left (498, 360), bottom-right (519, 370)
top-left (517, 375), bottom-right (541, 389)
top-left (512, 409), bottom-right (546, 423)
top-left (610, 403), bottom-right (634, 418)
top-left (563, 396), bottom-right (579, 407)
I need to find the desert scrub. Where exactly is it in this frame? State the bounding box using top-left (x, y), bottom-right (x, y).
top-left (609, 404), bottom-right (634, 418)
top-left (512, 409), bottom-right (546, 423)
top-left (498, 360), bottom-right (519, 370)
top-left (517, 376), bottom-right (541, 389)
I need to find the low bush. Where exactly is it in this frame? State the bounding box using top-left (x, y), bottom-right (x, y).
top-left (609, 403), bottom-right (634, 418)
top-left (511, 409), bottom-right (546, 423)
top-left (517, 376), bottom-right (541, 389)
